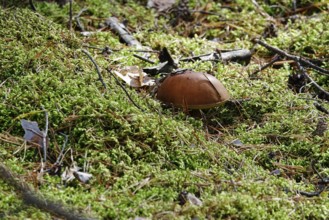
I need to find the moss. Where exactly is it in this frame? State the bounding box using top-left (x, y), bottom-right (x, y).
top-left (1, 1), bottom-right (329, 219)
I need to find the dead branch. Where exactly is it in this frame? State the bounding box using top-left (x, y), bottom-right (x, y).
top-left (311, 161), bottom-right (329, 184)
top-left (105, 17), bottom-right (142, 47)
top-left (251, 0), bottom-right (275, 22)
top-left (296, 62), bottom-right (329, 98)
top-left (180, 49), bottom-right (251, 65)
top-left (313, 102), bottom-right (329, 115)
top-left (133, 54), bottom-right (156, 64)
top-left (253, 39), bottom-right (329, 75)
top-left (81, 49), bottom-right (107, 90)
top-left (41, 106), bottom-right (48, 163)
top-left (297, 188), bottom-right (326, 197)
top-left (83, 45), bottom-right (158, 54)
top-left (74, 8), bottom-right (88, 31)
top-left (250, 55), bottom-right (281, 76)
top-left (0, 164), bottom-right (92, 220)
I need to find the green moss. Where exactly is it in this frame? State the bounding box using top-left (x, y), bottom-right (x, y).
top-left (1, 1), bottom-right (329, 219)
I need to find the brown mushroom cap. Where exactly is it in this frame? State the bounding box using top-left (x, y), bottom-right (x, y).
top-left (156, 70), bottom-right (230, 109)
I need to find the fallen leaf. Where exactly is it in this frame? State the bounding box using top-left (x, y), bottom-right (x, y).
top-left (114, 66), bottom-right (155, 87)
top-left (73, 171), bottom-right (93, 183)
top-left (21, 119), bottom-right (43, 147)
top-left (147, 0), bottom-right (176, 12)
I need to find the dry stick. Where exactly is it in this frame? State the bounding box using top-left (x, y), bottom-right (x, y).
top-left (74, 8), bottom-right (88, 31)
top-left (41, 106), bottom-right (48, 163)
top-left (133, 54), bottom-right (156, 64)
top-left (0, 164), bottom-right (92, 220)
top-left (313, 102), bottom-right (329, 115)
top-left (297, 188), bottom-right (326, 197)
top-left (105, 17), bottom-right (142, 47)
top-left (106, 68), bottom-right (143, 111)
top-left (81, 49), bottom-right (107, 90)
top-left (250, 54), bottom-right (281, 76)
top-left (180, 49), bottom-right (251, 63)
top-left (56, 133), bottom-right (69, 165)
top-left (251, 0), bottom-right (275, 22)
top-left (296, 62), bottom-right (329, 98)
top-left (254, 39), bottom-right (329, 75)
top-left (311, 161), bottom-right (329, 184)
top-left (83, 45), bottom-right (158, 54)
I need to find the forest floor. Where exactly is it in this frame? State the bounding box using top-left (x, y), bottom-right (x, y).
top-left (0, 0), bottom-right (329, 219)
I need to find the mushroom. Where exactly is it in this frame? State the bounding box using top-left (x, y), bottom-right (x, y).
top-left (156, 70), bottom-right (230, 109)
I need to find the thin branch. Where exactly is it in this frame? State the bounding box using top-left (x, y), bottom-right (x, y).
top-left (105, 17), bottom-right (142, 47)
top-left (313, 102), bottom-right (329, 115)
top-left (83, 45), bottom-right (158, 53)
top-left (296, 62), bottom-right (329, 97)
top-left (180, 49), bottom-right (251, 64)
top-left (250, 55), bottom-right (281, 76)
top-left (311, 161), bottom-right (329, 184)
top-left (251, 0), bottom-right (275, 22)
top-left (81, 49), bottom-right (107, 90)
top-left (133, 54), bottom-right (156, 64)
top-left (56, 133), bottom-right (69, 165)
top-left (297, 188), bottom-right (326, 197)
top-left (0, 164), bottom-right (92, 220)
top-left (40, 106), bottom-right (48, 163)
top-left (74, 8), bottom-right (88, 31)
top-left (106, 67), bottom-right (143, 111)
top-left (254, 39), bottom-right (329, 75)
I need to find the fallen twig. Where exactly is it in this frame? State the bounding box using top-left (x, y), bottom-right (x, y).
top-left (41, 106), bottom-right (48, 163)
top-left (311, 161), bottom-right (329, 184)
top-left (180, 49), bottom-right (251, 65)
top-left (296, 62), bottom-right (329, 98)
top-left (251, 0), bottom-right (275, 22)
top-left (56, 133), bottom-right (68, 165)
top-left (105, 17), bottom-right (142, 47)
top-left (250, 55), bottom-right (281, 76)
top-left (81, 49), bottom-right (107, 90)
top-left (83, 45), bottom-right (158, 54)
top-left (313, 102), bottom-right (329, 115)
top-left (297, 188), bottom-right (326, 197)
top-left (74, 8), bottom-right (88, 31)
top-left (253, 39), bottom-right (329, 75)
top-left (296, 162), bottom-right (329, 197)
top-left (133, 54), bottom-right (156, 64)
top-left (0, 164), bottom-right (92, 220)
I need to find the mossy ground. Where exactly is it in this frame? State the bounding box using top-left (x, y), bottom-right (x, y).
top-left (0, 0), bottom-right (329, 219)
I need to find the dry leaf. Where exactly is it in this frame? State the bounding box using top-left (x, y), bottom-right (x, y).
top-left (73, 171), bottom-right (93, 183)
top-left (114, 66), bottom-right (155, 87)
top-left (147, 0), bottom-right (176, 12)
top-left (21, 119), bottom-right (43, 147)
